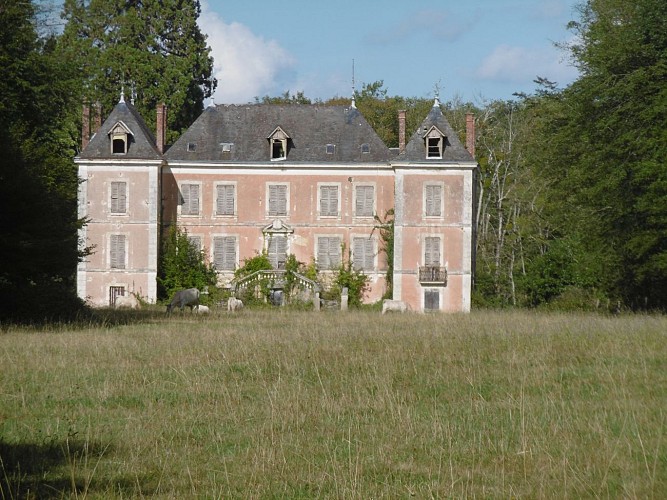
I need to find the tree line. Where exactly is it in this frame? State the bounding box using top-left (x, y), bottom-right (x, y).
top-left (1, 0), bottom-right (665, 322)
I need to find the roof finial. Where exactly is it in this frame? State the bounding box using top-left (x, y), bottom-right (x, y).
top-left (433, 80), bottom-right (441, 107)
top-left (130, 82), bottom-right (136, 105)
top-left (119, 85), bottom-right (125, 104)
top-left (350, 59), bottom-right (357, 109)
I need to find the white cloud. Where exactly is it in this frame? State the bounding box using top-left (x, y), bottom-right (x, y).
top-left (475, 44), bottom-right (578, 87)
top-left (199, 2), bottom-right (296, 104)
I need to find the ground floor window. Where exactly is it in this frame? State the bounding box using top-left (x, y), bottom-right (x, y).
top-left (424, 289), bottom-right (440, 311)
top-left (109, 286), bottom-right (125, 307)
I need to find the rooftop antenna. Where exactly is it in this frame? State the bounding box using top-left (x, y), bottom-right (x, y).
top-left (351, 59), bottom-right (357, 109)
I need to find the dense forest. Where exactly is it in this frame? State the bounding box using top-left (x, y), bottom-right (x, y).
top-left (1, 0), bottom-right (665, 322)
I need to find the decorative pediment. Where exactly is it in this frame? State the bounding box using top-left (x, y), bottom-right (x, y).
top-left (262, 219), bottom-right (293, 235)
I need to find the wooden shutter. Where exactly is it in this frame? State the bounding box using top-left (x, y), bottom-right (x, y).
top-left (269, 184), bottom-right (287, 216)
top-left (424, 237), bottom-right (440, 266)
top-left (353, 237), bottom-right (374, 271)
top-left (110, 181), bottom-right (127, 213)
top-left (425, 185), bottom-right (442, 216)
top-left (355, 186), bottom-right (374, 217)
top-left (214, 236), bottom-right (236, 270)
top-left (424, 289), bottom-right (440, 310)
top-left (320, 186), bottom-right (338, 216)
top-left (110, 234), bottom-right (125, 269)
top-left (216, 185), bottom-right (235, 215)
top-left (268, 235), bottom-right (287, 269)
top-left (318, 236), bottom-right (341, 269)
top-left (182, 184), bottom-right (199, 215)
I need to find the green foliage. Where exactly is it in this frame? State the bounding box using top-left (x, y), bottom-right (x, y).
top-left (233, 252), bottom-right (273, 305)
top-left (372, 209), bottom-right (394, 299)
top-left (330, 248), bottom-right (370, 308)
top-left (255, 90), bottom-right (312, 105)
top-left (157, 225), bottom-right (218, 303)
top-left (59, 0), bottom-right (215, 142)
top-left (0, 0), bottom-right (86, 323)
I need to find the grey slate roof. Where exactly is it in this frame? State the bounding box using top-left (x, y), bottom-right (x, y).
top-left (79, 101), bottom-right (161, 160)
top-left (397, 104), bottom-right (475, 163)
top-left (165, 104), bottom-right (393, 163)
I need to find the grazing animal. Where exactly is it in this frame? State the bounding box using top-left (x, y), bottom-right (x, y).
top-left (227, 297), bottom-right (244, 312)
top-left (196, 304), bottom-right (210, 314)
top-left (114, 293), bottom-right (140, 309)
top-left (166, 288), bottom-right (200, 314)
top-left (381, 299), bottom-right (408, 314)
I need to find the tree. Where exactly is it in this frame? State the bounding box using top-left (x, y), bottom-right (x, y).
top-left (157, 226), bottom-right (218, 303)
top-left (534, 0), bottom-right (667, 308)
top-left (0, 0), bottom-right (86, 322)
top-left (59, 0), bottom-right (215, 143)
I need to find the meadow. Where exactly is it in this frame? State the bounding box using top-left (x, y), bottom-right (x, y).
top-left (1, 309), bottom-right (665, 498)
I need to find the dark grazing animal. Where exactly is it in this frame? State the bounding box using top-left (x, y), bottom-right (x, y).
top-left (166, 288), bottom-right (200, 314)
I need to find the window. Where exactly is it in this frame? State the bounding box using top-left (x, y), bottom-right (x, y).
top-left (424, 126), bottom-right (445, 158)
top-left (110, 181), bottom-right (127, 214)
top-left (216, 184), bottom-right (235, 216)
top-left (267, 235), bottom-right (287, 269)
top-left (424, 184), bottom-right (442, 217)
top-left (181, 184), bottom-right (200, 215)
top-left (361, 143), bottom-right (370, 154)
top-left (268, 127), bottom-right (289, 160)
top-left (214, 236), bottom-right (236, 271)
top-left (110, 234), bottom-right (126, 269)
top-left (317, 236), bottom-right (341, 270)
top-left (187, 142), bottom-right (197, 152)
top-left (353, 237), bottom-right (374, 271)
top-left (268, 184), bottom-right (288, 216)
top-left (319, 185), bottom-right (339, 217)
top-left (354, 185), bottom-right (374, 217)
top-left (424, 289), bottom-right (440, 311)
top-left (109, 286), bottom-right (125, 307)
top-left (188, 235), bottom-right (202, 252)
top-left (424, 236), bottom-right (441, 266)
top-left (109, 121), bottom-right (132, 154)
top-left (326, 144), bottom-right (335, 154)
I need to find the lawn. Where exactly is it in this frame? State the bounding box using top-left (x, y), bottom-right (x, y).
top-left (1, 309), bottom-right (665, 498)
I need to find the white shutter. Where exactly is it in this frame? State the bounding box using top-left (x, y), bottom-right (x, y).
top-left (110, 181), bottom-right (126, 213)
top-left (425, 185), bottom-right (441, 216)
top-left (110, 234), bottom-right (125, 269)
top-left (214, 236), bottom-right (236, 270)
top-left (355, 186), bottom-right (374, 217)
top-left (424, 237), bottom-right (441, 266)
top-left (269, 184), bottom-right (287, 216)
top-left (320, 186), bottom-right (339, 216)
top-left (353, 237), bottom-right (375, 271)
top-left (216, 185), bottom-right (235, 215)
top-left (268, 235), bottom-right (287, 269)
top-left (182, 184), bottom-right (199, 215)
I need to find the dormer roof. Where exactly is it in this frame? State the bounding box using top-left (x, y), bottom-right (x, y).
top-left (79, 101), bottom-right (161, 160)
top-left (166, 104), bottom-right (393, 163)
top-left (396, 105), bottom-right (474, 163)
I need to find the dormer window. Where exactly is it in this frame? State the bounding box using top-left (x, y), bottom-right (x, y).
top-left (109, 121), bottom-right (133, 155)
top-left (424, 126), bottom-right (445, 159)
top-left (268, 126), bottom-right (290, 161)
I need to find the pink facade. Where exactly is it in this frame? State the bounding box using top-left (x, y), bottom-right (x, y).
top-left (77, 99), bottom-right (477, 312)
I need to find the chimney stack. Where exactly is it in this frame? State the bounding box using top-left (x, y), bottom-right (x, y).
top-left (465, 113), bottom-right (475, 158)
top-left (398, 109), bottom-right (406, 153)
top-left (93, 102), bottom-right (102, 136)
top-left (156, 103), bottom-right (167, 154)
top-left (81, 104), bottom-right (90, 150)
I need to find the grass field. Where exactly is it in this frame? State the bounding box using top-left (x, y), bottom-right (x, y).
top-left (1, 309), bottom-right (666, 498)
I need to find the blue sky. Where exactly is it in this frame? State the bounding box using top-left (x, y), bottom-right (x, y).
top-left (200, 0), bottom-right (582, 105)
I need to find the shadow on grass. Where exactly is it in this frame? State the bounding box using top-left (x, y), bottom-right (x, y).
top-left (0, 439), bottom-right (152, 498)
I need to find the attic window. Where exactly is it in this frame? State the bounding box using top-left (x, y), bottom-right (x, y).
top-left (187, 142), bottom-right (197, 152)
top-left (424, 126), bottom-right (445, 159)
top-left (326, 144), bottom-right (335, 154)
top-left (220, 143), bottom-right (233, 152)
top-left (268, 126), bottom-right (290, 161)
top-left (109, 121), bottom-right (133, 155)
top-left (361, 143), bottom-right (370, 154)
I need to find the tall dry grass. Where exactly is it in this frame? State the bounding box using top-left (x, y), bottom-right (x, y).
top-left (1, 309), bottom-right (665, 498)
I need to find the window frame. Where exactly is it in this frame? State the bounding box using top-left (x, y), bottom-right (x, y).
top-left (266, 234), bottom-right (288, 269)
top-left (423, 182), bottom-right (444, 218)
top-left (318, 183), bottom-right (341, 218)
top-left (215, 182), bottom-right (236, 217)
top-left (423, 235), bottom-right (442, 267)
top-left (213, 235), bottom-right (238, 271)
top-left (109, 233), bottom-right (127, 270)
top-left (109, 180), bottom-right (128, 215)
top-left (266, 182), bottom-right (289, 217)
top-left (353, 183), bottom-right (375, 218)
top-left (179, 182), bottom-right (201, 217)
top-left (316, 235), bottom-right (342, 270)
top-left (352, 236), bottom-right (375, 272)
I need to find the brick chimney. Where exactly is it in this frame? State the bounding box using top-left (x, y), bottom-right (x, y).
top-left (81, 104), bottom-right (90, 150)
top-left (398, 109), bottom-right (406, 153)
top-left (93, 102), bottom-right (102, 136)
top-left (156, 103), bottom-right (167, 154)
top-left (465, 113), bottom-right (476, 158)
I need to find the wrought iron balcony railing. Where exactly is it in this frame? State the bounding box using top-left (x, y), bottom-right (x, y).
top-left (419, 266), bottom-right (448, 285)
